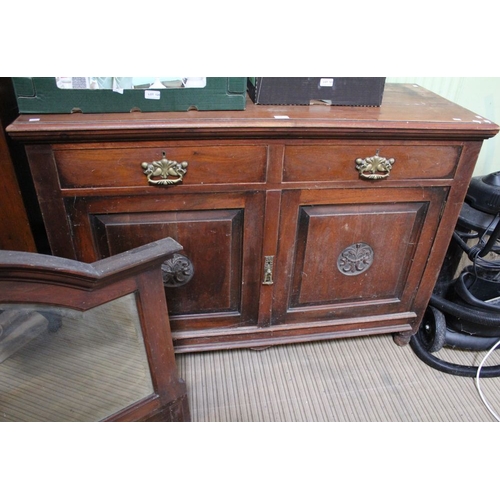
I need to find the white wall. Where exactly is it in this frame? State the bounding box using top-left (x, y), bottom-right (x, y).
top-left (386, 77), bottom-right (500, 177)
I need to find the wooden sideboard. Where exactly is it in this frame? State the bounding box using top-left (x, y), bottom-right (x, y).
top-left (7, 83), bottom-right (499, 353)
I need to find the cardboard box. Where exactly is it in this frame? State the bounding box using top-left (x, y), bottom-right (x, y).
top-left (12, 77), bottom-right (247, 113)
top-left (248, 77), bottom-right (386, 106)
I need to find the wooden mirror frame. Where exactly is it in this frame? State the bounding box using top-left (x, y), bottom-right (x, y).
top-left (0, 237), bottom-right (190, 422)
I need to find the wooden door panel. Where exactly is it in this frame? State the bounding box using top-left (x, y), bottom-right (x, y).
top-left (291, 202), bottom-right (426, 306)
top-left (273, 187), bottom-right (448, 325)
top-left (69, 192), bottom-right (265, 332)
top-left (92, 209), bottom-right (243, 315)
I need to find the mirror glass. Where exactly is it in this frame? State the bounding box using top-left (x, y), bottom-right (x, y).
top-left (0, 293), bottom-right (154, 422)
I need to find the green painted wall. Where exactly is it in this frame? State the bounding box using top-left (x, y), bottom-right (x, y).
top-left (386, 77), bottom-right (500, 177)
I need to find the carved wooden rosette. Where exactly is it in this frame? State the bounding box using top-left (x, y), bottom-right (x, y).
top-left (161, 254), bottom-right (194, 288)
top-left (337, 242), bottom-right (374, 276)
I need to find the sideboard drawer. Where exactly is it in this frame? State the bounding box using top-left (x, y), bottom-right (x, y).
top-left (283, 143), bottom-right (461, 182)
top-left (53, 144), bottom-right (268, 189)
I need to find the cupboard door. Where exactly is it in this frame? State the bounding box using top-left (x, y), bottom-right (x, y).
top-left (68, 191), bottom-right (265, 333)
top-left (272, 187), bottom-right (448, 326)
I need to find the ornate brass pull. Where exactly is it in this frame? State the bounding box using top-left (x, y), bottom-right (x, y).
top-left (355, 151), bottom-right (395, 180)
top-left (141, 152), bottom-right (188, 186)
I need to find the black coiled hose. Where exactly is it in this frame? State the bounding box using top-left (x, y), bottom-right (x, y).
top-left (410, 331), bottom-right (500, 378)
top-left (410, 177), bottom-right (500, 377)
top-left (430, 294), bottom-right (500, 328)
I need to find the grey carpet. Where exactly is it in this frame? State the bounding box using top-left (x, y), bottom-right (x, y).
top-left (176, 333), bottom-right (500, 422)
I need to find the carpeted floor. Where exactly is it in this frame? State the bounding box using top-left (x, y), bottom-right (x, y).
top-left (176, 333), bottom-right (500, 422)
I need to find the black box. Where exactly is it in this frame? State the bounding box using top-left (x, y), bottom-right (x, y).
top-left (248, 77), bottom-right (386, 106)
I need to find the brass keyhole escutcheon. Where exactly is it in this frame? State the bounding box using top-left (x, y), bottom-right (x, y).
top-left (262, 256), bottom-right (274, 285)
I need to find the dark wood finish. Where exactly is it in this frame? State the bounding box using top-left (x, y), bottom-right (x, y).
top-left (283, 143), bottom-right (461, 181)
top-left (273, 187), bottom-right (446, 323)
top-left (53, 143), bottom-right (267, 188)
top-left (0, 237), bottom-right (190, 421)
top-left (7, 83), bottom-right (499, 353)
top-left (65, 190), bottom-right (265, 333)
top-left (0, 78), bottom-right (36, 252)
top-left (7, 84), bottom-right (498, 142)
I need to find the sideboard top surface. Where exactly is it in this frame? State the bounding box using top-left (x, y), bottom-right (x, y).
top-left (7, 83), bottom-right (499, 142)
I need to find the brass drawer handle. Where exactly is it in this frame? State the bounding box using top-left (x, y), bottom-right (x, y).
top-left (355, 151), bottom-right (395, 180)
top-left (141, 153), bottom-right (188, 186)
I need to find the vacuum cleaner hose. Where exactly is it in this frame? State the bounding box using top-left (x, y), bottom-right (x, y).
top-left (410, 172), bottom-right (500, 377)
top-left (430, 294), bottom-right (500, 328)
top-left (445, 329), bottom-right (500, 350)
top-left (410, 332), bottom-right (500, 378)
